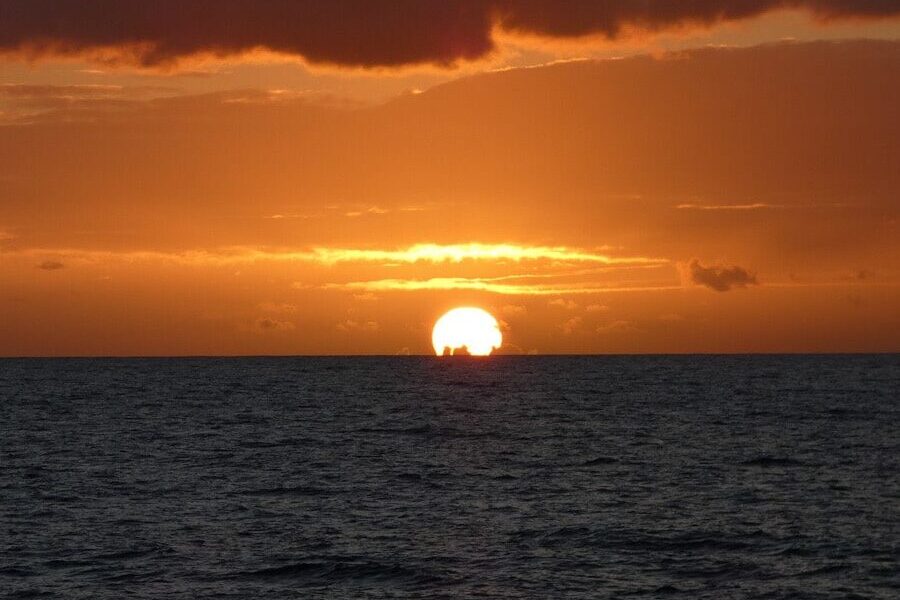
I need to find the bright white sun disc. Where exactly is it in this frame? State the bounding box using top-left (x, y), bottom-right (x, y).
top-left (432, 307), bottom-right (502, 356)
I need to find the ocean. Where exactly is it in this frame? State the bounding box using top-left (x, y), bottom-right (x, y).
top-left (1, 355), bottom-right (898, 598)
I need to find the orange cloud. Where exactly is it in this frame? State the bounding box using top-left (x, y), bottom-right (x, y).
top-left (336, 320), bottom-right (380, 333)
top-left (596, 320), bottom-right (636, 334)
top-left (560, 317), bottom-right (583, 335)
top-left (254, 318), bottom-right (295, 332)
top-left (320, 277), bottom-right (683, 296)
top-left (676, 203), bottom-right (780, 211)
top-left (500, 304), bottom-right (527, 318)
top-left (309, 244), bottom-right (664, 265)
top-left (549, 298), bottom-right (578, 310)
top-left (2, 1), bottom-right (898, 69)
top-left (7, 244), bottom-right (664, 267)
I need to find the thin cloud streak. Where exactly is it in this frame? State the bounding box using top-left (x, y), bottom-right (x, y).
top-left (676, 203), bottom-right (780, 210)
top-left (4, 243), bottom-right (665, 267)
top-left (318, 277), bottom-right (684, 296)
top-left (309, 244), bottom-right (666, 265)
top-left (315, 276), bottom-right (898, 296)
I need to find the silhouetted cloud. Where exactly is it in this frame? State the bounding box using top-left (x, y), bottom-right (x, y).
top-left (37, 260), bottom-right (64, 271)
top-left (2, 1), bottom-right (898, 69)
top-left (687, 259), bottom-right (759, 292)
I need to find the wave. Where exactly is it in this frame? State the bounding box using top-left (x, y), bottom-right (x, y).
top-left (232, 557), bottom-right (442, 586)
top-left (237, 485), bottom-right (337, 497)
top-left (581, 456), bottom-right (618, 466)
top-left (790, 564), bottom-right (852, 578)
top-left (740, 456), bottom-right (804, 468)
top-left (510, 525), bottom-right (777, 553)
top-left (352, 424), bottom-right (494, 439)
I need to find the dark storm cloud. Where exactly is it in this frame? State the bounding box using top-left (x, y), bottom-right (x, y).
top-left (1, 1), bottom-right (898, 68)
top-left (37, 260), bottom-right (64, 271)
top-left (687, 259), bottom-right (759, 292)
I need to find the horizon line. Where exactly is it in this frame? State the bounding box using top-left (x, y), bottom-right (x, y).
top-left (1, 351), bottom-right (897, 360)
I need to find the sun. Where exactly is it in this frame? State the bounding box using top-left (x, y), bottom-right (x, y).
top-left (432, 307), bottom-right (503, 356)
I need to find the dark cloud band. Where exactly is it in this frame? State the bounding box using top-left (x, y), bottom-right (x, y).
top-left (1, 1), bottom-right (898, 68)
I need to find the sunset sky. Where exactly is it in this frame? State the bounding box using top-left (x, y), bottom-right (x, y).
top-left (1, 1), bottom-right (898, 356)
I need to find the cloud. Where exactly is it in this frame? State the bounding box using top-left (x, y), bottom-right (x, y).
top-left (0, 83), bottom-right (181, 122)
top-left (257, 302), bottom-right (298, 314)
top-left (337, 319), bottom-right (380, 333)
top-left (586, 304), bottom-right (609, 313)
top-left (309, 244), bottom-right (664, 266)
top-left (560, 316), bottom-right (583, 335)
top-left (659, 313), bottom-right (685, 322)
top-left (2, 1), bottom-right (896, 69)
top-left (0, 83), bottom-right (177, 99)
top-left (255, 317), bottom-right (295, 332)
top-left (37, 260), bottom-right (65, 271)
top-left (549, 298), bottom-right (578, 310)
top-left (685, 259), bottom-right (759, 292)
top-left (321, 277), bottom-right (683, 296)
top-left (344, 206), bottom-right (390, 218)
top-left (596, 320), bottom-right (635, 334)
top-left (8, 243), bottom-right (664, 267)
top-left (263, 213), bottom-right (316, 220)
top-left (501, 304), bottom-right (527, 318)
top-left (676, 203), bottom-right (779, 211)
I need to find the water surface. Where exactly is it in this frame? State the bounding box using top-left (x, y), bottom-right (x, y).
top-left (1, 355), bottom-right (898, 598)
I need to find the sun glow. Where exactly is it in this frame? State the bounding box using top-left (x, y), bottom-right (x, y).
top-left (432, 307), bottom-right (503, 357)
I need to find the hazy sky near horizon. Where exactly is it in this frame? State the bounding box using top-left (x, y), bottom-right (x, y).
top-left (1, 2), bottom-right (898, 355)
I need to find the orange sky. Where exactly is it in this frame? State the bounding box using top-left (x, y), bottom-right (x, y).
top-left (1, 2), bottom-right (898, 355)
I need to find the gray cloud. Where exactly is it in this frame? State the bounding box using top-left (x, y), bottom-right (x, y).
top-left (687, 259), bottom-right (759, 292)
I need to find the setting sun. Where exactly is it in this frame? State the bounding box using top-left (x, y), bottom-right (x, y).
top-left (432, 307), bottom-right (503, 356)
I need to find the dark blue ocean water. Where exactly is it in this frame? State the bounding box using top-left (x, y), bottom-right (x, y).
top-left (1, 355), bottom-right (898, 599)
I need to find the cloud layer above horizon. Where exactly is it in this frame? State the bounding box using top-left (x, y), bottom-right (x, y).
top-left (2, 0), bottom-right (899, 69)
top-left (1, 38), bottom-right (898, 355)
